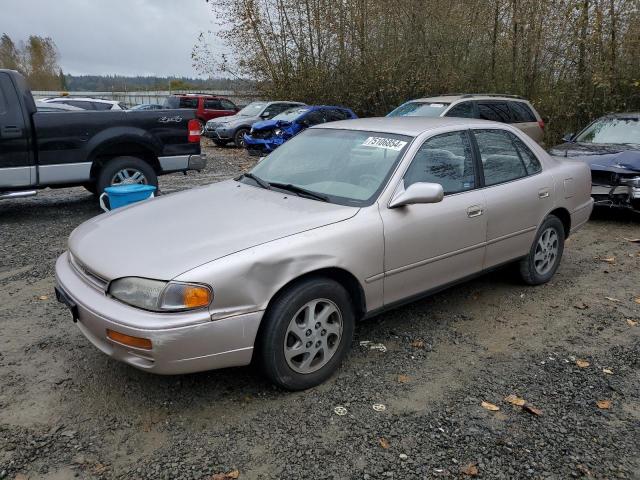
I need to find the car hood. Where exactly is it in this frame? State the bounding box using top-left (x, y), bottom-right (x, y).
top-left (549, 142), bottom-right (640, 173)
top-left (68, 180), bottom-right (358, 281)
top-left (211, 114), bottom-right (258, 126)
top-left (252, 119), bottom-right (292, 131)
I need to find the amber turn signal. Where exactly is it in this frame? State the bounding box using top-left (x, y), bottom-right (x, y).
top-left (106, 329), bottom-right (152, 350)
top-left (183, 285), bottom-right (212, 309)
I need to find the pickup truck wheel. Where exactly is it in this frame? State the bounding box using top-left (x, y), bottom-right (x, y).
top-left (96, 156), bottom-right (158, 194)
top-left (519, 215), bottom-right (565, 285)
top-left (257, 277), bottom-right (354, 391)
top-left (234, 128), bottom-right (249, 148)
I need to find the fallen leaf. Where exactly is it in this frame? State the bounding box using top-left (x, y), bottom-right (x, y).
top-left (576, 359), bottom-right (590, 368)
top-left (602, 368), bottom-right (613, 375)
top-left (460, 462), bottom-right (479, 476)
top-left (39, 295), bottom-right (49, 300)
top-left (411, 339), bottom-right (425, 348)
top-left (600, 256), bottom-right (616, 263)
top-left (604, 296), bottom-right (620, 302)
top-left (523, 404), bottom-right (543, 416)
top-left (576, 464), bottom-right (592, 477)
top-left (623, 237), bottom-right (640, 243)
top-left (627, 319), bottom-right (638, 327)
top-left (92, 463), bottom-right (108, 474)
top-left (379, 437), bottom-right (390, 449)
top-left (504, 394), bottom-right (526, 406)
top-left (634, 297), bottom-right (640, 305)
top-left (481, 401), bottom-right (500, 411)
top-left (397, 374), bottom-right (411, 383)
top-left (596, 400), bottom-right (612, 410)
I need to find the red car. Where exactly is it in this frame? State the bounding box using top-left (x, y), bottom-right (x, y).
top-left (163, 94), bottom-right (239, 122)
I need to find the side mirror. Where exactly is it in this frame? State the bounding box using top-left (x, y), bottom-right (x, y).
top-left (389, 182), bottom-right (444, 208)
top-left (260, 111), bottom-right (271, 118)
top-left (562, 132), bottom-right (575, 142)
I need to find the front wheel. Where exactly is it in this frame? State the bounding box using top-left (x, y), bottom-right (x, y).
top-left (96, 156), bottom-right (158, 195)
top-left (519, 215), bottom-right (565, 285)
top-left (257, 277), bottom-right (355, 390)
top-left (234, 128), bottom-right (249, 148)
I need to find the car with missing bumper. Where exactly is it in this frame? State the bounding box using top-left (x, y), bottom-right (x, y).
top-left (243, 105), bottom-right (357, 156)
top-left (203, 101), bottom-right (306, 147)
top-left (549, 113), bottom-right (640, 213)
top-left (55, 117), bottom-right (593, 390)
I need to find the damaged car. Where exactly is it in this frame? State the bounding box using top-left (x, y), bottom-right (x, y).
top-left (243, 105), bottom-right (357, 156)
top-left (55, 117), bottom-right (592, 390)
top-left (550, 113), bottom-right (640, 212)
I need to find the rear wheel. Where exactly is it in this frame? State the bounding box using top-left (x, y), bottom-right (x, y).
top-left (96, 156), bottom-right (158, 195)
top-left (234, 128), bottom-right (249, 148)
top-left (257, 277), bottom-right (355, 390)
top-left (519, 215), bottom-right (565, 285)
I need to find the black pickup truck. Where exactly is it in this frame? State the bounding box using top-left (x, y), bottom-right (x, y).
top-left (0, 69), bottom-right (206, 198)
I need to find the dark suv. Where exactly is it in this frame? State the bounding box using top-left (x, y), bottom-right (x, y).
top-left (163, 94), bottom-right (239, 123)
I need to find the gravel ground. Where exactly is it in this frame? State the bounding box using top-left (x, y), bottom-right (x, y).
top-left (1, 139), bottom-right (639, 480)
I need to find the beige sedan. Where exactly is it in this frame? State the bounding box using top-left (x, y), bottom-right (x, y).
top-left (55, 117), bottom-right (593, 390)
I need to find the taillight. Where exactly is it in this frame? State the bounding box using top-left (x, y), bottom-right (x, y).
top-left (538, 119), bottom-right (545, 130)
top-left (188, 119), bottom-right (202, 143)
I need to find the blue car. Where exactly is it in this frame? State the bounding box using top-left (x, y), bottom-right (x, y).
top-left (244, 105), bottom-right (357, 156)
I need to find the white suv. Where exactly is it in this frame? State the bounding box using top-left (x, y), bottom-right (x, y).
top-left (42, 97), bottom-right (127, 111)
top-left (388, 94), bottom-right (545, 145)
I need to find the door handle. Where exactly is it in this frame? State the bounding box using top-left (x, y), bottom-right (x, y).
top-left (538, 188), bottom-right (550, 199)
top-left (467, 205), bottom-right (484, 218)
top-left (1, 125), bottom-right (22, 138)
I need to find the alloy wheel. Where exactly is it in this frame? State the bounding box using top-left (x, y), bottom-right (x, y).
top-left (110, 168), bottom-right (148, 186)
top-left (534, 227), bottom-right (559, 275)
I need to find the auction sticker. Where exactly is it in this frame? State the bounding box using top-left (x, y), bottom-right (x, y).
top-left (362, 137), bottom-right (407, 151)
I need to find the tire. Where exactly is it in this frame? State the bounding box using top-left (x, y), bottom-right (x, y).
top-left (257, 277), bottom-right (355, 390)
top-left (83, 183), bottom-right (97, 195)
top-left (234, 128), bottom-right (250, 148)
top-left (519, 215), bottom-right (565, 285)
top-left (96, 156), bottom-right (158, 195)
top-left (213, 140), bottom-right (228, 147)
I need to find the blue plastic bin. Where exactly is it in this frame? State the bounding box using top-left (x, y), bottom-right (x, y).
top-left (100, 184), bottom-right (156, 211)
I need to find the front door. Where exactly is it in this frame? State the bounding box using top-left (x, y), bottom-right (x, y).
top-left (380, 130), bottom-right (487, 305)
top-left (0, 72), bottom-right (33, 188)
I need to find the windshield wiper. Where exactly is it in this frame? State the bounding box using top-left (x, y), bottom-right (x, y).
top-left (239, 172), bottom-right (271, 190)
top-left (269, 182), bottom-right (329, 202)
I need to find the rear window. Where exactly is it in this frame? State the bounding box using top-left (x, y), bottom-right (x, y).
top-left (476, 102), bottom-right (513, 123)
top-left (179, 97), bottom-right (199, 109)
top-left (509, 102), bottom-right (536, 122)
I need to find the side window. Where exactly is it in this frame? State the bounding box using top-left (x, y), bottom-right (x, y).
top-left (477, 102), bottom-right (512, 123)
top-left (0, 79), bottom-right (8, 115)
top-left (220, 99), bottom-right (236, 110)
top-left (204, 99), bottom-right (222, 110)
top-left (179, 97), bottom-right (198, 109)
top-left (445, 102), bottom-right (474, 118)
top-left (302, 110), bottom-right (325, 126)
top-left (404, 131), bottom-right (476, 194)
top-left (508, 102), bottom-right (536, 122)
top-left (324, 109), bottom-right (350, 122)
top-left (92, 102), bottom-right (112, 111)
top-left (474, 129), bottom-right (528, 186)
top-left (65, 100), bottom-right (94, 109)
top-left (512, 135), bottom-right (542, 174)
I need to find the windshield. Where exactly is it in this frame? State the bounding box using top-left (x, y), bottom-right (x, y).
top-left (387, 101), bottom-right (450, 118)
top-left (575, 117), bottom-right (640, 145)
top-left (247, 128), bottom-right (412, 206)
top-left (273, 107), bottom-right (310, 122)
top-left (238, 102), bottom-right (267, 116)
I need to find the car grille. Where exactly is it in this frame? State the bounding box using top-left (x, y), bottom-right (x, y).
top-left (591, 170), bottom-right (617, 186)
top-left (250, 130), bottom-right (272, 139)
top-left (69, 254), bottom-right (108, 291)
top-left (205, 122), bottom-right (220, 131)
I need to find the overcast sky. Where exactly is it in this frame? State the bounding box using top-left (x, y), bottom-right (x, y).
top-left (1, 0), bottom-right (223, 77)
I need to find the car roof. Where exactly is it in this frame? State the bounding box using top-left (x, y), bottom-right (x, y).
top-left (602, 112), bottom-right (640, 119)
top-left (407, 95), bottom-right (529, 103)
top-left (313, 116), bottom-right (507, 136)
top-left (46, 97), bottom-right (115, 103)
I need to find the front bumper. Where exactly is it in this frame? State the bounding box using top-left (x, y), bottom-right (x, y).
top-left (55, 252), bottom-right (263, 375)
top-left (244, 135), bottom-right (286, 156)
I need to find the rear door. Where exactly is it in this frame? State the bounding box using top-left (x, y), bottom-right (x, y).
top-left (472, 128), bottom-right (552, 268)
top-left (202, 98), bottom-right (235, 121)
top-left (508, 101), bottom-right (543, 144)
top-left (0, 72), bottom-right (34, 188)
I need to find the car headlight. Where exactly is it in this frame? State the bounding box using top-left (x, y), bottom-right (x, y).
top-left (108, 277), bottom-right (212, 312)
top-left (273, 128), bottom-right (283, 136)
